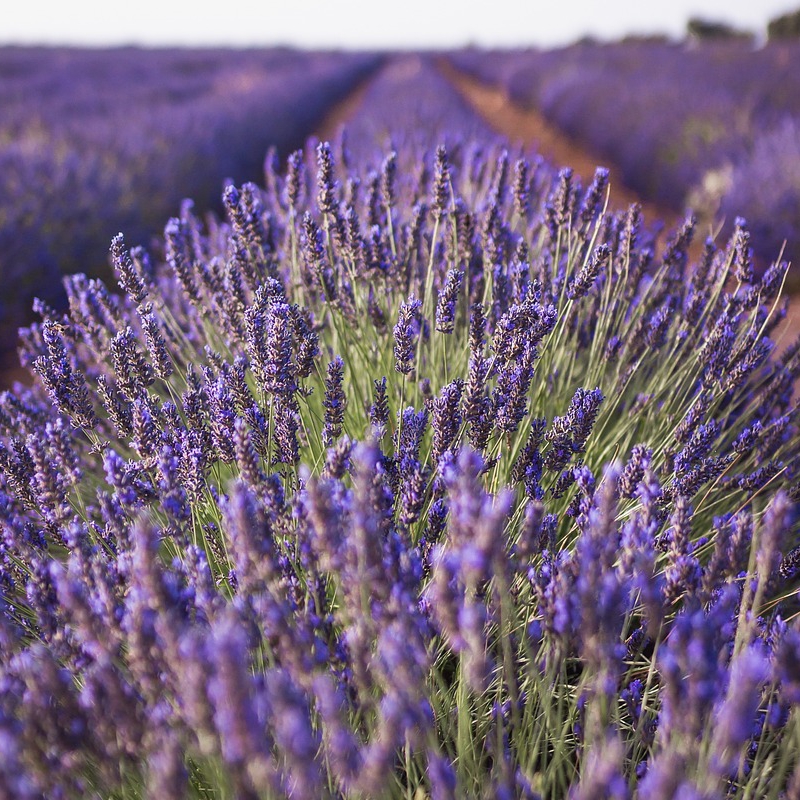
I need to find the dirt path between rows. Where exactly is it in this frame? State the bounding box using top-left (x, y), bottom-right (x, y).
top-left (437, 58), bottom-right (677, 227)
top-left (316, 67), bottom-right (377, 143)
top-left (437, 58), bottom-right (800, 354)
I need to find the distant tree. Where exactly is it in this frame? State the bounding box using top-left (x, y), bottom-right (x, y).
top-left (687, 17), bottom-right (754, 41)
top-left (619, 33), bottom-right (670, 45)
top-left (768, 8), bottom-right (800, 39)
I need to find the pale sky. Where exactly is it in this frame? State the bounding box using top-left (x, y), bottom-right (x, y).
top-left (0, 0), bottom-right (797, 48)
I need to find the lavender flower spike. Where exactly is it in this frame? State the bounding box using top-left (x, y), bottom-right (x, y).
top-left (393, 295), bottom-right (422, 375)
top-left (322, 355), bottom-right (347, 447)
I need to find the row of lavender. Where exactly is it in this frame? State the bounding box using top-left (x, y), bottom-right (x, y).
top-left (446, 40), bottom-right (800, 270)
top-left (0, 47), bottom-right (382, 365)
top-left (336, 55), bottom-right (498, 154)
top-left (1, 87), bottom-right (800, 796)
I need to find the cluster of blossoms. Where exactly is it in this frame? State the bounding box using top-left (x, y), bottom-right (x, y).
top-left (1, 136), bottom-right (799, 799)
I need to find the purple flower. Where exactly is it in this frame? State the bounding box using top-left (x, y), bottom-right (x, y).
top-left (272, 393), bottom-right (300, 467)
top-left (431, 379), bottom-right (463, 463)
top-left (103, 448), bottom-right (143, 507)
top-left (312, 675), bottom-right (362, 792)
top-left (733, 421), bottom-right (763, 456)
top-left (322, 356), bottom-right (346, 447)
top-left (246, 296), bottom-right (297, 397)
top-left (774, 627), bottom-right (800, 705)
top-left (673, 420), bottom-right (719, 477)
top-left (396, 407), bottom-right (428, 466)
top-left (369, 377), bottom-right (390, 440)
top-left (131, 395), bottom-right (161, 462)
top-left (33, 320), bottom-right (97, 429)
top-left (206, 374), bottom-right (236, 463)
top-left (494, 344), bottom-right (536, 435)
top-left (731, 217), bottom-right (754, 285)
top-left (545, 167), bottom-right (575, 240)
top-left (289, 304), bottom-right (319, 379)
top-left (435, 269), bottom-right (464, 333)
top-left (316, 141), bottom-right (337, 217)
top-left (638, 753), bottom-right (690, 800)
top-left (569, 736), bottom-right (628, 800)
top-left (264, 669), bottom-right (324, 799)
top-left (427, 749), bottom-right (458, 800)
top-left (644, 304), bottom-right (673, 350)
top-left (567, 243), bottom-right (609, 300)
top-left (463, 354), bottom-right (493, 452)
top-left (283, 149), bottom-right (305, 210)
top-left (205, 613), bottom-right (280, 794)
top-left (157, 445), bottom-right (191, 527)
top-left (699, 308), bottom-right (737, 386)
top-left (578, 167), bottom-right (610, 231)
top-left (544, 387), bottom-right (604, 470)
top-left (146, 727), bottom-right (188, 800)
top-left (398, 456), bottom-right (428, 526)
top-left (393, 295), bottom-right (422, 375)
top-left (701, 510), bottom-right (752, 601)
top-left (96, 374), bottom-right (133, 438)
top-left (619, 444), bottom-right (652, 499)
top-left (110, 233), bottom-right (147, 305)
top-left (656, 584), bottom-right (739, 746)
top-left (138, 304), bottom-right (173, 381)
top-left (709, 646), bottom-right (769, 779)
top-left (512, 418), bottom-right (546, 499)
top-left (110, 327), bottom-right (153, 398)
top-left (571, 465), bottom-right (628, 680)
top-left (380, 150), bottom-right (397, 212)
top-left (431, 145), bottom-right (450, 221)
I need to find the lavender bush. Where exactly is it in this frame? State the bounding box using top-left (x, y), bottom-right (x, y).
top-left (717, 117), bottom-right (800, 269)
top-left (0, 47), bottom-right (381, 362)
top-left (1, 135), bottom-right (799, 799)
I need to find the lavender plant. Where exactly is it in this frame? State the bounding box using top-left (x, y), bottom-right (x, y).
top-left (1, 135), bottom-right (799, 799)
top-left (0, 47), bottom-right (382, 363)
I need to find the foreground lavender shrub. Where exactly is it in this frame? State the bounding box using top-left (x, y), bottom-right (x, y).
top-left (1, 136), bottom-right (799, 799)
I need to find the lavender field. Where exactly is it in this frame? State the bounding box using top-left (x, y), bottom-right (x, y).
top-left (446, 39), bottom-right (800, 269)
top-left (0, 47), bottom-right (382, 364)
top-left (1, 46), bottom-right (799, 799)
